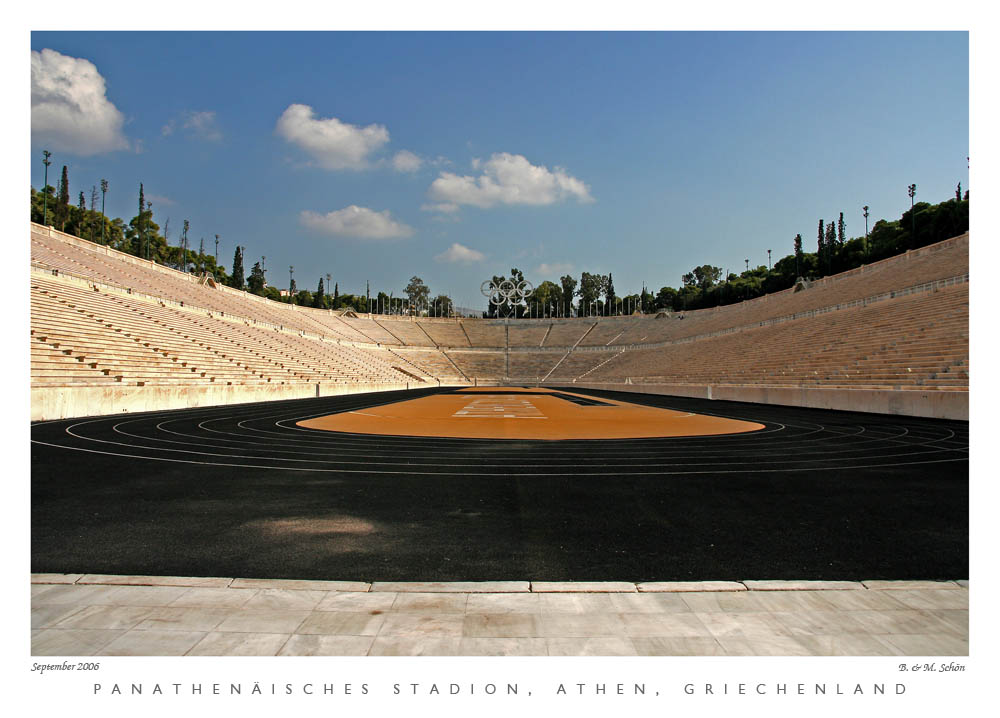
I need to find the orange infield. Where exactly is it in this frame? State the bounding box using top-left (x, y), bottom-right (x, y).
top-left (297, 388), bottom-right (765, 440)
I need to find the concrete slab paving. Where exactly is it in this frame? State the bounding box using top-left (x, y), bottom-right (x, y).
top-left (278, 634), bottom-right (375, 656)
top-left (638, 581), bottom-right (745, 592)
top-left (93, 585), bottom-right (193, 606)
top-left (167, 587), bottom-right (259, 608)
top-left (214, 609), bottom-right (311, 634)
top-left (31, 573), bottom-right (84, 584)
top-left (744, 580), bottom-right (864, 591)
top-left (680, 591), bottom-right (773, 613)
top-left (31, 604), bottom-right (88, 630)
top-left (132, 606), bottom-right (233, 632)
top-left (391, 592), bottom-right (470, 613)
top-left (631, 637), bottom-right (727, 656)
top-left (231, 578), bottom-right (370, 592)
top-left (457, 637), bottom-right (549, 656)
top-left (296, 611), bottom-right (386, 636)
top-left (545, 637), bottom-right (637, 656)
top-left (538, 593), bottom-right (615, 613)
top-left (241, 588), bottom-right (329, 611)
top-left (863, 580), bottom-right (962, 590)
top-left (96, 630), bottom-right (207, 656)
top-left (29, 576), bottom-right (970, 657)
top-left (531, 581), bottom-right (637, 593)
top-left (55, 605), bottom-right (155, 630)
top-left (368, 637), bottom-right (463, 656)
top-left (189, 632), bottom-right (292, 656)
top-left (78, 574), bottom-right (231, 588)
top-left (373, 581), bottom-right (528, 593)
top-left (314, 591), bottom-right (397, 612)
top-left (878, 633), bottom-right (969, 655)
top-left (32, 628), bottom-right (125, 656)
top-left (462, 613), bottom-right (539, 638)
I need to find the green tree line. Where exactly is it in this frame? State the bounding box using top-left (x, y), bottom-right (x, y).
top-left (514, 190), bottom-right (969, 317)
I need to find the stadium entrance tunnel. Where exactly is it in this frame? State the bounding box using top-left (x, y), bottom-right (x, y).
top-left (296, 386), bottom-right (765, 440)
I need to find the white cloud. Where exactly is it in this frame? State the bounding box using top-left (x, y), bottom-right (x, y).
top-left (299, 206), bottom-right (414, 239)
top-left (435, 243), bottom-right (485, 263)
top-left (392, 150), bottom-right (423, 173)
top-left (275, 104), bottom-right (389, 170)
top-left (31, 48), bottom-right (129, 155)
top-left (421, 202), bottom-right (460, 214)
top-left (426, 153), bottom-right (593, 209)
top-left (145, 193), bottom-right (176, 206)
top-left (537, 262), bottom-right (574, 276)
top-left (162, 111), bottom-right (222, 141)
top-left (183, 111), bottom-right (222, 141)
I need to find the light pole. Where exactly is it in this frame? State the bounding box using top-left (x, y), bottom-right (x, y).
top-left (745, 258), bottom-right (749, 272)
top-left (289, 266), bottom-right (294, 298)
top-left (146, 202), bottom-right (152, 260)
top-left (100, 179), bottom-right (108, 245)
top-left (767, 249), bottom-right (772, 271)
top-left (907, 184), bottom-right (916, 248)
top-left (42, 150), bottom-right (52, 226)
top-left (214, 234), bottom-right (219, 263)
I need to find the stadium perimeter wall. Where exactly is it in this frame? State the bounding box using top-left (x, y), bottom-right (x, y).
top-left (30, 380), bottom-right (475, 422)
top-left (553, 382), bottom-right (968, 421)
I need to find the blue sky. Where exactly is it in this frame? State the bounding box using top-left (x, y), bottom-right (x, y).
top-left (30, 31), bottom-right (968, 309)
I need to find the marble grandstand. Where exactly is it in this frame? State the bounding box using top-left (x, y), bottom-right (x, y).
top-left (30, 222), bottom-right (969, 421)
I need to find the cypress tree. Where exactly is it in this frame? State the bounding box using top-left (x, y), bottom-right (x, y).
top-left (315, 277), bottom-right (325, 308)
top-left (181, 220), bottom-right (190, 272)
top-left (825, 221), bottom-right (837, 273)
top-left (793, 233), bottom-right (803, 276)
top-left (231, 246), bottom-right (245, 289)
top-left (57, 166), bottom-right (70, 231)
top-left (817, 219), bottom-right (825, 274)
top-left (136, 183), bottom-right (145, 256)
top-left (837, 212), bottom-right (846, 246)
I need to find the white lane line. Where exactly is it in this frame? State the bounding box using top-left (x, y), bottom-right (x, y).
top-left (27, 439), bottom-right (969, 475)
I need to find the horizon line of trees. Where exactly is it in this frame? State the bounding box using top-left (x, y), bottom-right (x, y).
top-left (31, 161), bottom-right (968, 319)
top-left (487, 188), bottom-right (968, 318)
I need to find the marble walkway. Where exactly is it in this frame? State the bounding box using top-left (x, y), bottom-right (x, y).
top-left (30, 575), bottom-right (969, 657)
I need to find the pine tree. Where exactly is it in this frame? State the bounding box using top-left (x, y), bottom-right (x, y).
top-left (247, 262), bottom-right (266, 295)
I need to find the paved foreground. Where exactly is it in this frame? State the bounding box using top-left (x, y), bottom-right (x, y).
top-left (31, 574), bottom-right (968, 656)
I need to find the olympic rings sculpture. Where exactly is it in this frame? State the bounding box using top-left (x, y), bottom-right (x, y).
top-left (481, 278), bottom-right (534, 306)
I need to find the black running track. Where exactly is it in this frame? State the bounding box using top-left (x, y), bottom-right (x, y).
top-left (31, 387), bottom-right (968, 582)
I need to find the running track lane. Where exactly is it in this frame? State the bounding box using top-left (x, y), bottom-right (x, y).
top-left (30, 387), bottom-right (968, 582)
